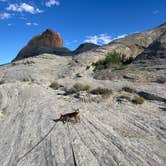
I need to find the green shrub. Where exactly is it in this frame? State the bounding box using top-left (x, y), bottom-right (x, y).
top-left (92, 52), bottom-right (133, 71)
top-left (65, 83), bottom-right (92, 95)
top-left (105, 52), bottom-right (122, 64)
top-left (132, 96), bottom-right (144, 104)
top-left (49, 81), bottom-right (59, 90)
top-left (90, 87), bottom-right (112, 97)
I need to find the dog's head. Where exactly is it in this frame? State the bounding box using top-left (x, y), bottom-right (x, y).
top-left (75, 109), bottom-right (79, 113)
top-left (60, 114), bottom-right (64, 119)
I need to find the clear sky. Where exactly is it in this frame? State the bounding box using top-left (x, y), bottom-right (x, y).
top-left (0, 0), bottom-right (166, 64)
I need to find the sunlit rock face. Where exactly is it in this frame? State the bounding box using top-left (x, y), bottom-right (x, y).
top-left (27, 29), bottom-right (63, 48)
top-left (13, 29), bottom-right (64, 61)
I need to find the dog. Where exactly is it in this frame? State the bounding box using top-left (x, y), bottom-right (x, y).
top-left (60, 109), bottom-right (80, 124)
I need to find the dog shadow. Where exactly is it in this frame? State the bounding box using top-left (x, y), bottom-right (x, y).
top-left (50, 118), bottom-right (80, 124)
top-left (51, 118), bottom-right (63, 123)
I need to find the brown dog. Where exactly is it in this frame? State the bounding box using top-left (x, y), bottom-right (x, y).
top-left (60, 110), bottom-right (80, 124)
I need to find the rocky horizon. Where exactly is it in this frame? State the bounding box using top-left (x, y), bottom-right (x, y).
top-left (12, 23), bottom-right (166, 64)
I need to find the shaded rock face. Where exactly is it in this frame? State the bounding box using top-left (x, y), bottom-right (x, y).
top-left (133, 31), bottom-right (166, 67)
top-left (73, 43), bottom-right (100, 55)
top-left (13, 29), bottom-right (64, 61)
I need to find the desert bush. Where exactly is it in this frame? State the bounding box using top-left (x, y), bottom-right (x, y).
top-left (73, 83), bottom-right (91, 91)
top-left (90, 87), bottom-right (112, 97)
top-left (92, 52), bottom-right (133, 71)
top-left (65, 83), bottom-right (92, 95)
top-left (49, 81), bottom-right (59, 90)
top-left (132, 96), bottom-right (144, 104)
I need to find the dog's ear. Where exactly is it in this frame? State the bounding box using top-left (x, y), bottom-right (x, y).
top-left (75, 109), bottom-right (79, 112)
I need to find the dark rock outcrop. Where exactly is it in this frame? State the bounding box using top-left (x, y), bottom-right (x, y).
top-left (73, 43), bottom-right (99, 55)
top-left (137, 91), bottom-right (166, 103)
top-left (133, 31), bottom-right (166, 67)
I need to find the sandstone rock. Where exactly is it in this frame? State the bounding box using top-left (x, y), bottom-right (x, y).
top-left (28, 29), bottom-right (63, 48)
top-left (13, 29), bottom-right (64, 61)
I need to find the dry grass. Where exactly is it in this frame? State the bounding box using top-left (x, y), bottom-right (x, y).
top-left (90, 87), bottom-right (112, 97)
top-left (65, 83), bottom-right (92, 95)
top-left (132, 96), bottom-right (144, 104)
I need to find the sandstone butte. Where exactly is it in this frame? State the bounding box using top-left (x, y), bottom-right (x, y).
top-left (28, 29), bottom-right (63, 48)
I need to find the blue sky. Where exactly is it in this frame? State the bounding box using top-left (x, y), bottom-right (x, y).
top-left (0, 0), bottom-right (166, 64)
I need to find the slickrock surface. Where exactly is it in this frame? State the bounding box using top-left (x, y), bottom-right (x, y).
top-left (0, 53), bottom-right (166, 166)
top-left (1, 23), bottom-right (166, 166)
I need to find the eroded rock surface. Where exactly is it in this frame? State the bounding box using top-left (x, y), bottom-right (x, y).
top-left (0, 52), bottom-right (166, 166)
